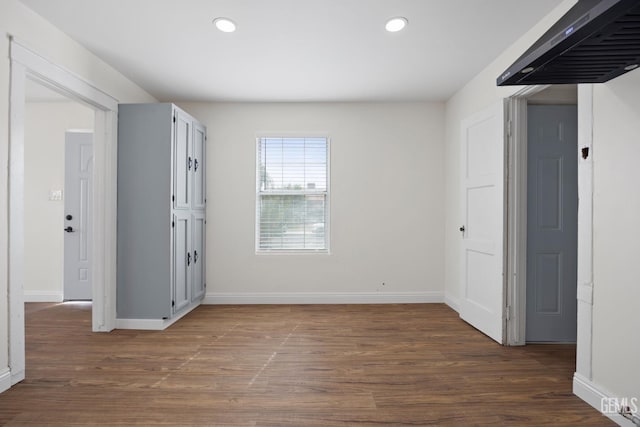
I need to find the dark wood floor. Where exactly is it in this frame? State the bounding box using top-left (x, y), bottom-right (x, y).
top-left (0, 303), bottom-right (612, 426)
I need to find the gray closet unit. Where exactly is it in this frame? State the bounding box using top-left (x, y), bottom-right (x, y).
top-left (117, 103), bottom-right (206, 329)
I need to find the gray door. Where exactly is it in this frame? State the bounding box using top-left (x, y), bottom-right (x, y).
top-left (526, 105), bottom-right (577, 342)
top-left (64, 132), bottom-right (93, 300)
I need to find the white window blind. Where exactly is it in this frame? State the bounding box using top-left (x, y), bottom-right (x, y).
top-left (256, 137), bottom-right (329, 252)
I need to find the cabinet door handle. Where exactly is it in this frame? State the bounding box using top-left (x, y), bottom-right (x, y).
top-left (194, 250), bottom-right (198, 264)
top-left (194, 158), bottom-right (199, 172)
top-left (188, 157), bottom-right (192, 171)
top-left (187, 252), bottom-right (191, 266)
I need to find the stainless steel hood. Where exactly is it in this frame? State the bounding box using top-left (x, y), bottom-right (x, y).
top-left (497, 0), bottom-right (640, 86)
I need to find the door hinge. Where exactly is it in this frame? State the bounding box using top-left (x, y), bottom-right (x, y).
top-left (171, 220), bottom-right (175, 228)
top-left (173, 115), bottom-right (176, 123)
top-left (172, 195), bottom-right (175, 202)
top-left (507, 119), bottom-right (512, 138)
top-left (505, 305), bottom-right (511, 321)
top-left (172, 300), bottom-right (175, 307)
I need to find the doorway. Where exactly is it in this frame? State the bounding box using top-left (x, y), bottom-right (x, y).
top-left (505, 85), bottom-right (593, 348)
top-left (525, 100), bottom-right (578, 343)
top-left (8, 39), bottom-right (118, 388)
top-left (23, 80), bottom-right (95, 303)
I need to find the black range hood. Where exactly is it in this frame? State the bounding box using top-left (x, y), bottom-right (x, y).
top-left (497, 0), bottom-right (640, 86)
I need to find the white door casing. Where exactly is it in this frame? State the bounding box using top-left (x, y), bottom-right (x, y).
top-left (459, 101), bottom-right (507, 344)
top-left (64, 132), bottom-right (94, 300)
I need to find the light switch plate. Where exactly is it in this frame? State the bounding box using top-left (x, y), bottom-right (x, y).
top-left (49, 189), bottom-right (63, 201)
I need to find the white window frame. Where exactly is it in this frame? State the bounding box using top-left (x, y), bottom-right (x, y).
top-left (255, 136), bottom-right (330, 254)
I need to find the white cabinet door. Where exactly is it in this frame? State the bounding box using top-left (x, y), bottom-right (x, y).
top-left (459, 101), bottom-right (506, 344)
top-left (191, 211), bottom-right (206, 302)
top-left (173, 211), bottom-right (192, 313)
top-left (192, 123), bottom-right (206, 210)
top-left (174, 109), bottom-right (191, 210)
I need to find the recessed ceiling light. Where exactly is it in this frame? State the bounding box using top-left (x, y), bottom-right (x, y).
top-left (213, 17), bottom-right (236, 33)
top-left (624, 64), bottom-right (639, 71)
top-left (385, 17), bottom-right (408, 33)
top-left (521, 67), bottom-right (535, 74)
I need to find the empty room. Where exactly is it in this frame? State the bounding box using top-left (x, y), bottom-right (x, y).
top-left (0, 0), bottom-right (639, 425)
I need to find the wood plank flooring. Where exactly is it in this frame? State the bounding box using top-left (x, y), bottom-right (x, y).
top-left (0, 303), bottom-right (612, 426)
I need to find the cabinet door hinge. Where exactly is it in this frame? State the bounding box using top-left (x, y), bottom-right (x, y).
top-left (172, 300), bottom-right (175, 307)
top-left (171, 220), bottom-right (175, 228)
top-left (173, 115), bottom-right (176, 123)
top-left (172, 195), bottom-right (175, 202)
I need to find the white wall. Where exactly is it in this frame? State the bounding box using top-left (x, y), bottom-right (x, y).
top-left (591, 69), bottom-right (640, 403)
top-left (179, 102), bottom-right (445, 303)
top-left (443, 0), bottom-right (577, 308)
top-left (442, 0), bottom-right (639, 418)
top-left (0, 0), bottom-right (155, 390)
top-left (23, 101), bottom-right (94, 302)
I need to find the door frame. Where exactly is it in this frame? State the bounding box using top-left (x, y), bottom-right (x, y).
top-left (505, 84), bottom-right (595, 380)
top-left (7, 38), bottom-right (119, 386)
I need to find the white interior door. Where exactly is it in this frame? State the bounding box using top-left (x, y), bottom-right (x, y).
top-left (64, 131), bottom-right (93, 300)
top-left (459, 102), bottom-right (506, 344)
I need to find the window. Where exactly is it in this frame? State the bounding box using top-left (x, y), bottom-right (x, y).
top-left (256, 137), bottom-right (329, 252)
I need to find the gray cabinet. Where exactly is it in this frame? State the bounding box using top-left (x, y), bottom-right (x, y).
top-left (117, 103), bottom-right (206, 329)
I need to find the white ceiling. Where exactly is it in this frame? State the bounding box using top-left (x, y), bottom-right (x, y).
top-left (20, 0), bottom-right (562, 102)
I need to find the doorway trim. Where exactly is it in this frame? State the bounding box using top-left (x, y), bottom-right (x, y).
top-left (8, 38), bottom-right (119, 386)
top-left (505, 84), bottom-right (594, 378)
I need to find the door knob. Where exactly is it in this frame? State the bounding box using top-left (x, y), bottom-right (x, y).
top-left (459, 225), bottom-right (465, 233)
top-left (64, 226), bottom-right (75, 233)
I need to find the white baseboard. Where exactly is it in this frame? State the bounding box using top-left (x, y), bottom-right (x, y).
top-left (202, 291), bottom-right (444, 305)
top-left (0, 368), bottom-right (11, 394)
top-left (444, 292), bottom-right (460, 312)
top-left (23, 290), bottom-right (63, 303)
top-left (573, 373), bottom-right (637, 426)
top-left (116, 303), bottom-right (199, 330)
